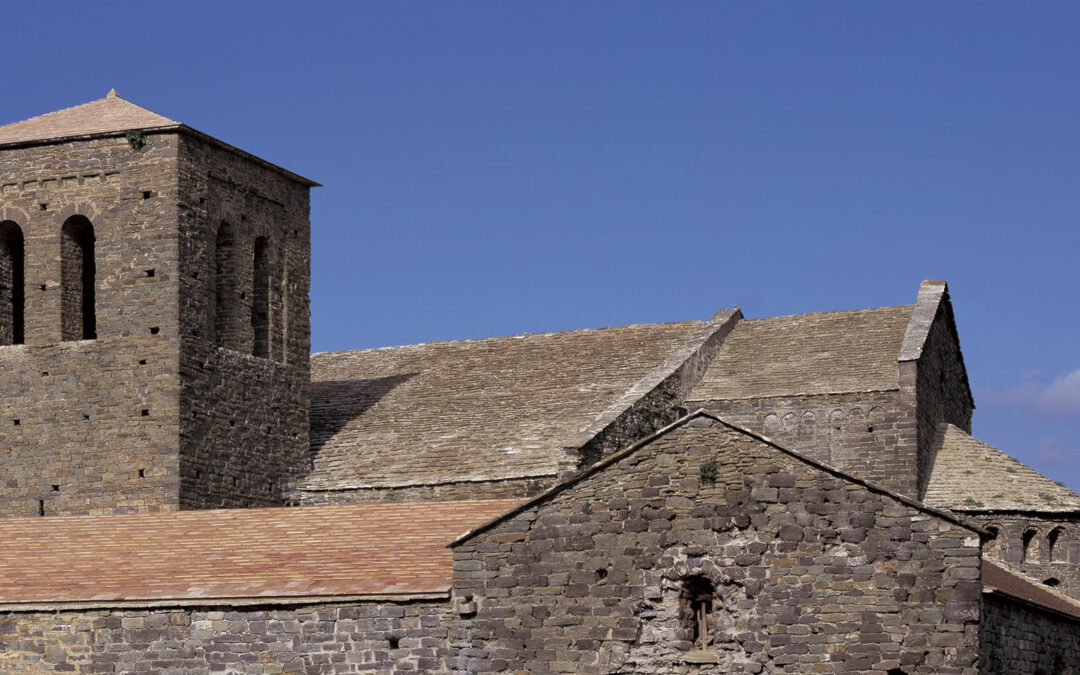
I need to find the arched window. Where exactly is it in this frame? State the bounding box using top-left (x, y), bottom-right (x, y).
top-left (214, 222), bottom-right (234, 348)
top-left (983, 525), bottom-right (1001, 558)
top-left (60, 216), bottom-right (95, 341)
top-left (0, 221), bottom-right (24, 345)
top-left (1049, 527), bottom-right (1064, 563)
top-left (681, 576), bottom-right (715, 649)
top-left (251, 236), bottom-right (270, 357)
top-left (1022, 528), bottom-right (1039, 563)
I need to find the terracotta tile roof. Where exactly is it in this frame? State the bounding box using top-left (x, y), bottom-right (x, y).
top-left (304, 320), bottom-right (719, 491)
top-left (924, 424), bottom-right (1080, 512)
top-left (983, 558), bottom-right (1080, 620)
top-left (0, 90), bottom-right (178, 146)
top-left (686, 305), bottom-right (913, 401)
top-left (0, 499), bottom-right (519, 607)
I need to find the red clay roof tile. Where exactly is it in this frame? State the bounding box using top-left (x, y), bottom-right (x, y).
top-left (0, 91), bottom-right (179, 146)
top-left (0, 499), bottom-right (520, 606)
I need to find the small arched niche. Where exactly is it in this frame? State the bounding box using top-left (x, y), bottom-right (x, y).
top-left (1048, 527), bottom-right (1065, 563)
top-left (1021, 527), bottom-right (1039, 563)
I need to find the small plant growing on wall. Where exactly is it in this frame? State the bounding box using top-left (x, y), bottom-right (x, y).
top-left (126, 129), bottom-right (147, 150)
top-left (699, 459), bottom-right (718, 484)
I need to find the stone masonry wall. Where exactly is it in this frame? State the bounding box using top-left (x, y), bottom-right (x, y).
top-left (703, 391), bottom-right (920, 498)
top-left (980, 592), bottom-right (1080, 674)
top-left (452, 417), bottom-right (982, 674)
top-left (176, 134), bottom-right (311, 508)
top-left (0, 135), bottom-right (182, 515)
top-left (0, 600), bottom-right (450, 673)
top-left (974, 513), bottom-right (1080, 601)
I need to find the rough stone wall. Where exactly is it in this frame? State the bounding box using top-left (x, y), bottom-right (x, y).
top-left (176, 134), bottom-right (311, 508)
top-left (452, 418), bottom-right (982, 674)
top-left (0, 600), bottom-right (449, 673)
top-left (904, 299), bottom-right (974, 500)
top-left (980, 593), bottom-right (1080, 674)
top-left (973, 513), bottom-right (1080, 600)
top-left (0, 135), bottom-right (182, 516)
top-left (702, 391), bottom-right (920, 498)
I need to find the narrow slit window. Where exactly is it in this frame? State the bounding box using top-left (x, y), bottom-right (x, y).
top-left (252, 236), bottom-right (270, 357)
top-left (60, 215), bottom-right (96, 340)
top-left (214, 222), bottom-right (235, 348)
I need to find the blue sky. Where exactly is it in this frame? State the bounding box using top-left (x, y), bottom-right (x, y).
top-left (2, 2), bottom-right (1078, 492)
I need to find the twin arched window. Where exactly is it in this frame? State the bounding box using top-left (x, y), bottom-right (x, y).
top-left (0, 217), bottom-right (95, 345)
top-left (214, 223), bottom-right (276, 359)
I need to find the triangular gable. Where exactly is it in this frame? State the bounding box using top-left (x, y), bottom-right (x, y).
top-left (451, 409), bottom-right (985, 547)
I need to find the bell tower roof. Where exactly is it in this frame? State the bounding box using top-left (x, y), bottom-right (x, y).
top-left (0, 90), bottom-right (179, 147)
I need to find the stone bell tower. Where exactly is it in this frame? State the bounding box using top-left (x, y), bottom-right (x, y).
top-left (0, 91), bottom-right (316, 516)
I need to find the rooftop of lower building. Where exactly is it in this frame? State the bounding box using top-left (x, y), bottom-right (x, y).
top-left (0, 499), bottom-right (519, 609)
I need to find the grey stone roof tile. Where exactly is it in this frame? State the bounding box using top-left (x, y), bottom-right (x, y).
top-left (686, 305), bottom-right (913, 401)
top-left (303, 320), bottom-right (711, 490)
top-left (924, 424), bottom-right (1080, 512)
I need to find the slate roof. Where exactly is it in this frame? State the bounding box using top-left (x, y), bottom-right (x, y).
top-left (304, 319), bottom-right (722, 491)
top-left (983, 558), bottom-right (1080, 621)
top-left (924, 424), bottom-right (1080, 512)
top-left (687, 305), bottom-right (913, 401)
top-left (0, 90), bottom-right (179, 147)
top-left (0, 499), bottom-right (518, 608)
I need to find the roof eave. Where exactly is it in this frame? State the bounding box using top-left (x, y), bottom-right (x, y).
top-left (0, 590), bottom-right (449, 613)
top-left (0, 124), bottom-right (321, 188)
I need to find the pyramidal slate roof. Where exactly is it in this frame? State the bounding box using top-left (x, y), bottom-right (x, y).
top-left (687, 304), bottom-right (914, 402)
top-left (303, 317), bottom-right (730, 492)
top-left (0, 499), bottom-right (520, 608)
top-left (924, 423), bottom-right (1080, 512)
top-left (0, 90), bottom-right (179, 146)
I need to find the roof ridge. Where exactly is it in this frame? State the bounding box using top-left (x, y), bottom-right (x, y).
top-left (311, 318), bottom-right (710, 357)
top-left (741, 303), bottom-right (914, 323)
